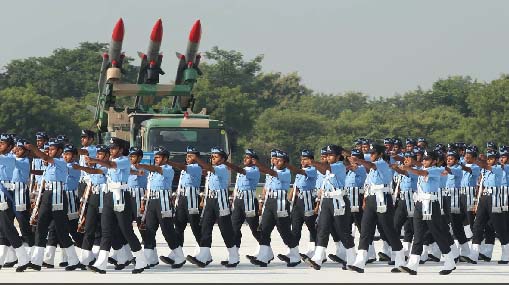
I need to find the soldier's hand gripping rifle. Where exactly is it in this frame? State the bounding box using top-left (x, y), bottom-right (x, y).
top-left (30, 178), bottom-right (45, 226)
top-left (139, 187), bottom-right (151, 231)
top-left (77, 182), bottom-right (93, 233)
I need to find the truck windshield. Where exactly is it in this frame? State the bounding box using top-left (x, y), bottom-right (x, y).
top-left (148, 128), bottom-right (226, 153)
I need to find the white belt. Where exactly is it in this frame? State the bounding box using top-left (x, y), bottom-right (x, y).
top-left (0, 181), bottom-right (14, 190)
top-left (267, 189), bottom-right (287, 198)
top-left (366, 185), bottom-right (391, 195)
top-left (322, 189), bottom-right (347, 198)
top-left (482, 187), bottom-right (497, 195)
top-left (416, 192), bottom-right (439, 202)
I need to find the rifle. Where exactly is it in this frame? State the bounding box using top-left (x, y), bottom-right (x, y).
top-left (473, 172), bottom-right (485, 214)
top-left (30, 178), bottom-right (45, 226)
top-left (199, 171), bottom-right (211, 220)
top-left (76, 182), bottom-right (93, 233)
top-left (138, 188), bottom-right (150, 231)
top-left (289, 182), bottom-right (298, 213)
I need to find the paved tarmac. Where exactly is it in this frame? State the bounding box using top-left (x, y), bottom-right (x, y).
top-left (0, 225), bottom-right (508, 283)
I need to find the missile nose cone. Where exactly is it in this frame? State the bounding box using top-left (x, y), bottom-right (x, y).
top-left (112, 18), bottom-right (124, 42)
top-left (150, 19), bottom-right (163, 42)
top-left (189, 20), bottom-right (201, 43)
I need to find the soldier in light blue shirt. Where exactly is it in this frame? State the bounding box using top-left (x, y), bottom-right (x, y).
top-left (85, 137), bottom-right (147, 274)
top-left (127, 147), bottom-right (148, 226)
top-left (467, 150), bottom-right (509, 265)
top-left (307, 145), bottom-right (354, 270)
top-left (460, 146), bottom-right (481, 235)
top-left (136, 146), bottom-right (185, 269)
top-left (0, 134), bottom-right (31, 271)
top-left (285, 149), bottom-right (318, 263)
top-left (189, 147), bottom-right (236, 268)
top-left (348, 144), bottom-right (404, 273)
top-left (24, 138), bottom-right (81, 271)
top-left (223, 149), bottom-right (261, 261)
top-left (164, 146), bottom-right (202, 259)
top-left (251, 150), bottom-right (301, 268)
top-left (399, 150), bottom-right (456, 276)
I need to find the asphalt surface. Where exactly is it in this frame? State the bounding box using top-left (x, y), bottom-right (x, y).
top-left (1, 225), bottom-right (508, 283)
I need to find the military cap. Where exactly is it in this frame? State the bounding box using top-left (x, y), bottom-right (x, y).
top-left (455, 142), bottom-right (467, 150)
top-left (465, 146), bottom-right (478, 156)
top-left (109, 137), bottom-right (123, 147)
top-left (325, 144), bottom-right (343, 155)
top-left (405, 138), bottom-right (416, 146)
top-left (300, 149), bottom-right (314, 159)
top-left (63, 144), bottom-right (78, 154)
top-left (403, 151), bottom-right (416, 158)
top-left (0, 134), bottom-right (14, 145)
top-left (186, 146), bottom-right (200, 155)
top-left (486, 141), bottom-right (497, 150)
top-left (417, 137), bottom-right (427, 143)
top-left (422, 149), bottom-right (438, 160)
top-left (446, 150), bottom-right (459, 160)
top-left (96, 144), bottom-right (110, 154)
top-left (383, 138), bottom-right (393, 145)
top-left (211, 146), bottom-right (228, 158)
top-left (153, 146), bottom-right (169, 157)
top-left (56, 134), bottom-right (69, 143)
top-left (486, 150), bottom-right (499, 158)
top-left (370, 144), bottom-right (385, 154)
top-left (270, 149), bottom-right (279, 158)
top-left (320, 147), bottom-right (327, 155)
top-left (47, 138), bottom-right (63, 149)
top-left (351, 149), bottom-right (363, 158)
top-left (129, 146), bottom-right (143, 156)
top-left (413, 146), bottom-right (425, 155)
top-left (36, 131), bottom-right (49, 140)
top-left (245, 149), bottom-right (258, 160)
top-left (80, 129), bottom-right (96, 138)
top-left (434, 143), bottom-right (446, 152)
top-left (15, 139), bottom-right (27, 148)
top-left (392, 137), bottom-right (402, 146)
top-left (275, 150), bottom-right (289, 162)
top-left (499, 146), bottom-right (509, 157)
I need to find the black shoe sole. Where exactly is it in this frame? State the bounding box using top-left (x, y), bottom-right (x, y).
top-left (427, 254), bottom-right (440, 262)
top-left (498, 260), bottom-right (509, 264)
top-left (132, 268), bottom-right (145, 274)
top-left (250, 258), bottom-right (268, 267)
top-left (287, 261), bottom-right (301, 267)
top-left (479, 253), bottom-right (492, 262)
top-left (378, 252), bottom-right (390, 262)
top-left (65, 263), bottom-right (85, 271)
top-left (439, 269), bottom-right (453, 275)
top-left (171, 260), bottom-right (186, 269)
top-left (399, 266), bottom-right (417, 275)
top-left (328, 254), bottom-right (346, 264)
top-left (347, 265), bottom-right (364, 273)
top-left (27, 263), bottom-right (41, 271)
top-left (160, 256), bottom-right (175, 265)
top-left (87, 265), bottom-right (106, 274)
top-left (15, 263), bottom-right (30, 272)
top-left (224, 261), bottom-right (239, 268)
top-left (42, 262), bottom-right (54, 269)
top-left (108, 257), bottom-right (118, 266)
top-left (366, 258), bottom-right (376, 264)
top-left (277, 254), bottom-right (290, 263)
top-left (3, 260), bottom-right (18, 268)
top-left (220, 260), bottom-right (229, 266)
top-left (300, 253), bottom-right (310, 262)
top-left (59, 262), bottom-right (69, 267)
top-left (305, 258), bottom-right (321, 270)
top-left (391, 267), bottom-right (402, 273)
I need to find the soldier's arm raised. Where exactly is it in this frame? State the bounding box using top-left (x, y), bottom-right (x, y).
top-left (253, 158), bottom-right (277, 177)
top-left (195, 156), bottom-right (214, 173)
top-left (310, 160), bottom-right (330, 175)
top-left (72, 164), bottom-right (104, 175)
top-left (136, 163), bottom-right (163, 175)
top-left (166, 160), bottom-right (187, 171)
top-left (24, 144), bottom-right (53, 164)
top-left (85, 156), bottom-right (116, 169)
top-left (223, 161), bottom-right (246, 175)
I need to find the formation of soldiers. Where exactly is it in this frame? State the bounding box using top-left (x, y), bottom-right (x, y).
top-left (0, 130), bottom-right (508, 275)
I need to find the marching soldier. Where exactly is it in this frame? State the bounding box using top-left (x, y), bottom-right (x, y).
top-left (390, 150), bottom-right (417, 258)
top-left (251, 150), bottom-right (301, 267)
top-left (78, 130), bottom-right (97, 198)
top-left (86, 137), bottom-right (147, 274)
top-left (347, 144), bottom-right (405, 273)
top-left (0, 134), bottom-right (31, 272)
top-left (72, 144), bottom-right (109, 266)
top-left (160, 146), bottom-right (202, 265)
top-left (136, 146), bottom-right (186, 269)
top-left (24, 139), bottom-right (82, 271)
top-left (188, 147), bottom-right (237, 268)
top-left (223, 149), bottom-right (261, 261)
top-left (306, 145), bottom-right (356, 270)
top-left (286, 149), bottom-right (317, 262)
top-left (466, 150), bottom-right (509, 264)
top-left (399, 150), bottom-right (456, 275)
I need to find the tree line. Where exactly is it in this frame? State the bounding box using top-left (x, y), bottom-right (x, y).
top-left (0, 43), bottom-right (508, 164)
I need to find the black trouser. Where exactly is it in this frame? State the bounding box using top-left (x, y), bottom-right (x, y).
top-left (472, 195), bottom-right (509, 245)
top-left (81, 193), bottom-right (101, 251)
top-left (450, 194), bottom-right (469, 244)
top-left (0, 199), bottom-right (24, 248)
top-left (14, 189), bottom-right (34, 247)
top-left (350, 193), bottom-right (364, 233)
top-left (143, 198), bottom-right (180, 250)
top-left (199, 196), bottom-right (234, 248)
top-left (394, 198), bottom-right (414, 243)
top-left (316, 197), bottom-right (354, 248)
top-left (410, 201), bottom-right (453, 255)
top-left (100, 191), bottom-right (141, 252)
top-left (291, 196), bottom-right (316, 244)
top-left (259, 197), bottom-right (297, 248)
top-left (34, 190), bottom-right (73, 248)
top-left (358, 193), bottom-right (402, 251)
top-left (46, 191), bottom-right (83, 248)
top-left (231, 197), bottom-right (260, 248)
top-left (174, 196), bottom-right (201, 247)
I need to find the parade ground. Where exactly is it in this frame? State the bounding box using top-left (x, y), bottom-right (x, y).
top-left (0, 225), bottom-right (507, 283)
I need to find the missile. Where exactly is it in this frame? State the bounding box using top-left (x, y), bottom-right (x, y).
top-left (137, 19), bottom-right (165, 85)
top-left (174, 20), bottom-right (202, 85)
top-left (185, 20), bottom-right (201, 67)
top-left (109, 18), bottom-right (125, 68)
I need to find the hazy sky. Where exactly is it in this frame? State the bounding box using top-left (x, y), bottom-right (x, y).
top-left (1, 0), bottom-right (508, 97)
